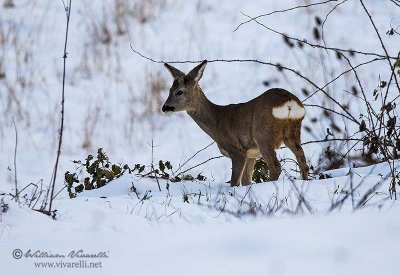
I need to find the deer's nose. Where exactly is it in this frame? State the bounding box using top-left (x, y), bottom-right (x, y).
top-left (162, 104), bottom-right (175, 112)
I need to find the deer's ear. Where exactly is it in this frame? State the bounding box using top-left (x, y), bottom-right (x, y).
top-left (164, 63), bottom-right (184, 79)
top-left (187, 60), bottom-right (207, 82)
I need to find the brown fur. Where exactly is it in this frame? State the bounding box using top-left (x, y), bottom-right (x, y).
top-left (162, 61), bottom-right (309, 186)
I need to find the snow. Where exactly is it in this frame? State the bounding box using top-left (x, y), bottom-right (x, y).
top-left (1, 209), bottom-right (399, 276)
top-left (0, 0), bottom-right (399, 275)
top-left (1, 162), bottom-right (399, 275)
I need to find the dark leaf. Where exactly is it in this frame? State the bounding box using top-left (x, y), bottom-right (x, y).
top-left (301, 88), bottom-right (309, 96)
top-left (159, 160), bottom-right (165, 172)
top-left (315, 16), bottom-right (322, 26)
top-left (313, 27), bottom-right (320, 40)
top-left (112, 164), bottom-right (122, 175)
top-left (297, 41), bottom-right (304, 48)
top-left (359, 120), bottom-right (366, 132)
top-left (165, 161), bottom-right (172, 170)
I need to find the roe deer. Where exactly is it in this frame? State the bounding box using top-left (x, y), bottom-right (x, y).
top-left (162, 60), bottom-right (309, 186)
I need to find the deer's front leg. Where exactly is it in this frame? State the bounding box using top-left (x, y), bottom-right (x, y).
top-left (230, 155), bottom-right (247, 187)
top-left (241, 158), bottom-right (256, 186)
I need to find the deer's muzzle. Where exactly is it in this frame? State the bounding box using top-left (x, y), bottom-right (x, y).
top-left (162, 104), bottom-right (175, 112)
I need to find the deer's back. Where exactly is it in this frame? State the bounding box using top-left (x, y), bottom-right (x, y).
top-left (251, 88), bottom-right (303, 109)
top-left (213, 88), bottom-right (305, 153)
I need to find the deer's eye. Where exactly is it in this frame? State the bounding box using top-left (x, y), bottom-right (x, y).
top-left (176, 90), bottom-right (183, 96)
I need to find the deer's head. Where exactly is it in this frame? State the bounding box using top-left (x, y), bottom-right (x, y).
top-left (162, 60), bottom-right (207, 113)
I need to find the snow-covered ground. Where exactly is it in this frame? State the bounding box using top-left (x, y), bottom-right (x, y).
top-left (1, 0), bottom-right (399, 275)
top-left (1, 162), bottom-right (399, 275)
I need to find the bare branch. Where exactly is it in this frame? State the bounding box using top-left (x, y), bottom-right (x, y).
top-left (238, 11), bottom-right (397, 60)
top-left (359, 0), bottom-right (400, 91)
top-left (234, 0), bottom-right (340, 32)
top-left (180, 156), bottom-right (224, 175)
top-left (174, 142), bottom-right (215, 175)
top-left (12, 118), bottom-right (18, 201)
top-left (321, 0), bottom-right (350, 46)
top-left (48, 0), bottom-right (72, 215)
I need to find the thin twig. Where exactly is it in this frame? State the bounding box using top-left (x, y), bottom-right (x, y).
top-left (150, 139), bottom-right (162, 192)
top-left (48, 0), bottom-right (72, 214)
top-left (301, 137), bottom-right (362, 146)
top-left (359, 0), bottom-right (400, 91)
top-left (321, 0), bottom-right (349, 47)
top-left (238, 11), bottom-right (397, 60)
top-left (234, 0), bottom-right (340, 32)
top-left (174, 142), bottom-right (215, 175)
top-left (390, 0), bottom-right (400, 7)
top-left (303, 57), bottom-right (385, 101)
top-left (180, 156), bottom-right (224, 175)
top-left (12, 118), bottom-right (18, 202)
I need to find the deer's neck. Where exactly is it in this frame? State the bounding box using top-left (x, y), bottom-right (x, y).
top-left (187, 90), bottom-right (220, 141)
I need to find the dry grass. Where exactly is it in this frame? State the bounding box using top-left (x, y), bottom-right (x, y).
top-left (133, 0), bottom-right (166, 24)
top-left (82, 105), bottom-right (101, 150)
top-left (141, 70), bottom-right (167, 119)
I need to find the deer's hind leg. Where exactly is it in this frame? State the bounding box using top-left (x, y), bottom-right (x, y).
top-left (283, 121), bottom-right (309, 180)
top-left (258, 144), bottom-right (282, 181)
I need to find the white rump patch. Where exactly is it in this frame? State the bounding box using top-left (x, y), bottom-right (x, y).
top-left (272, 100), bottom-right (306, 119)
